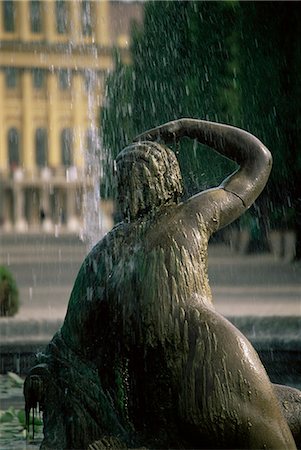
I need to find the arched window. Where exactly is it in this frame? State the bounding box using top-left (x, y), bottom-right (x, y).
top-left (55, 0), bottom-right (68, 34)
top-left (5, 67), bottom-right (18, 88)
top-left (58, 69), bottom-right (71, 90)
top-left (81, 0), bottom-right (92, 37)
top-left (8, 128), bottom-right (20, 169)
top-left (3, 0), bottom-right (15, 32)
top-left (35, 128), bottom-right (48, 167)
top-left (30, 0), bottom-right (42, 33)
top-left (32, 68), bottom-right (45, 89)
top-left (61, 128), bottom-right (73, 166)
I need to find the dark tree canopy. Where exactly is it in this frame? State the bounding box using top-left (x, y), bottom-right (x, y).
top-left (102, 0), bottom-right (301, 256)
top-left (238, 2), bottom-right (301, 250)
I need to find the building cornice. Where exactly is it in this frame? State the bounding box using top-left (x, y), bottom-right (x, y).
top-left (0, 41), bottom-right (131, 70)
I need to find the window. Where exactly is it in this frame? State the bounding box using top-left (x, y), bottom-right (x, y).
top-left (5, 68), bottom-right (18, 88)
top-left (58, 69), bottom-right (71, 90)
top-left (55, 0), bottom-right (68, 34)
top-left (3, 0), bottom-right (15, 32)
top-left (30, 0), bottom-right (42, 33)
top-left (8, 128), bottom-right (20, 168)
top-left (35, 128), bottom-right (48, 167)
top-left (81, 0), bottom-right (92, 37)
top-left (32, 69), bottom-right (45, 89)
top-left (61, 129), bottom-right (73, 166)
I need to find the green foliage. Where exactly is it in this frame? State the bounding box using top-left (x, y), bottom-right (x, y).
top-left (0, 407), bottom-right (42, 427)
top-left (0, 409), bottom-right (15, 423)
top-left (7, 371), bottom-right (24, 387)
top-left (0, 266), bottom-right (19, 317)
top-left (238, 3), bottom-right (285, 185)
top-left (130, 1), bottom-right (240, 128)
top-left (0, 406), bottom-right (43, 447)
top-left (132, 1), bottom-right (241, 195)
top-left (0, 374), bottom-right (43, 448)
top-left (102, 52), bottom-right (135, 162)
top-left (237, 1), bottom-right (301, 253)
top-left (101, 53), bottom-right (135, 199)
top-left (268, 203), bottom-right (296, 231)
top-left (239, 2), bottom-right (301, 193)
top-left (101, 0), bottom-right (301, 252)
top-left (102, 1), bottom-right (240, 198)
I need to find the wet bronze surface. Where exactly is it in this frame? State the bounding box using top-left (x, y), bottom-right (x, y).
top-left (25, 120), bottom-right (298, 449)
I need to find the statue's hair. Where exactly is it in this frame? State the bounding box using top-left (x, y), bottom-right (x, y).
top-left (116, 141), bottom-right (183, 220)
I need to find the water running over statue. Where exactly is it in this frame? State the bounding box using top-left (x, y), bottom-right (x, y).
top-left (25, 119), bottom-right (301, 449)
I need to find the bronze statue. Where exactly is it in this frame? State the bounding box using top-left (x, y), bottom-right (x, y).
top-left (25, 119), bottom-right (300, 449)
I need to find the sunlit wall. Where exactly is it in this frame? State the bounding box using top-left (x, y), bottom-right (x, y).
top-left (0, 0), bottom-right (143, 233)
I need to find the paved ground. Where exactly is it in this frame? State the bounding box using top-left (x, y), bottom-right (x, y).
top-left (208, 244), bottom-right (301, 317)
top-left (0, 232), bottom-right (300, 345)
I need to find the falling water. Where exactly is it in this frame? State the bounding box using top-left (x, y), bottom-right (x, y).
top-left (81, 70), bottom-right (100, 249)
top-left (80, 58), bottom-right (108, 250)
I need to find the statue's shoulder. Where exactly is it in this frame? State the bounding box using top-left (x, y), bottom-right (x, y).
top-left (89, 222), bottom-right (127, 252)
top-left (68, 223), bottom-right (130, 301)
top-left (83, 222), bottom-right (130, 267)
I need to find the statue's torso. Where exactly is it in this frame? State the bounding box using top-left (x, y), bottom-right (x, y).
top-left (55, 202), bottom-right (294, 449)
top-left (107, 204), bottom-right (213, 349)
top-left (63, 202), bottom-right (213, 352)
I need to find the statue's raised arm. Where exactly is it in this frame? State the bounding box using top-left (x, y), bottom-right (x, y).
top-left (135, 118), bottom-right (272, 230)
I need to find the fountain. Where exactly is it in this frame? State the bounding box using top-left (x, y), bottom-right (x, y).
top-left (24, 119), bottom-right (301, 449)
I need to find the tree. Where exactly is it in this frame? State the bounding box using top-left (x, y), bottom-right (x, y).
top-left (101, 52), bottom-right (135, 200)
top-left (238, 2), bottom-right (301, 257)
top-left (102, 0), bottom-right (301, 257)
top-left (0, 265), bottom-right (19, 316)
top-left (102, 1), bottom-right (240, 199)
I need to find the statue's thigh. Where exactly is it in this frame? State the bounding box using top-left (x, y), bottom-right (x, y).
top-left (177, 306), bottom-right (296, 449)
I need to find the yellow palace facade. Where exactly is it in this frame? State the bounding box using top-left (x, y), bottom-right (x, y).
top-left (0, 0), bottom-right (142, 233)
